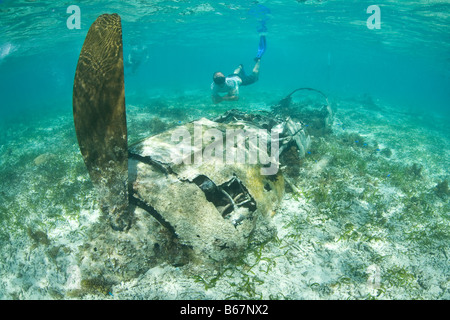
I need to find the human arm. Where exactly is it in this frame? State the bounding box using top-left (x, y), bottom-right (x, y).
top-left (211, 78), bottom-right (239, 103)
top-left (212, 94), bottom-right (239, 104)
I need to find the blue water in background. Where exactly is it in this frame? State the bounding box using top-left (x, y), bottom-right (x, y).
top-left (0, 0), bottom-right (449, 126)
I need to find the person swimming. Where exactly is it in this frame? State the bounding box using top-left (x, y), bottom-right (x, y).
top-left (211, 36), bottom-right (266, 104)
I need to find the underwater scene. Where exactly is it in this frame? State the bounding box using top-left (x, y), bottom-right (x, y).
top-left (0, 0), bottom-right (449, 301)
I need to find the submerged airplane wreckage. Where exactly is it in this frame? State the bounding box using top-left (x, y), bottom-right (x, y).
top-left (73, 14), bottom-right (332, 281)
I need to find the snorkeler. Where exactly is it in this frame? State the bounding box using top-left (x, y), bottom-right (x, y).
top-left (211, 36), bottom-right (266, 104)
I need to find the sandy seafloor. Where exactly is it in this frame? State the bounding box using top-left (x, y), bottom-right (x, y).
top-left (0, 88), bottom-right (448, 300)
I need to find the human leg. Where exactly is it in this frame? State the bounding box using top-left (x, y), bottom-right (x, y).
top-left (233, 64), bottom-right (244, 75)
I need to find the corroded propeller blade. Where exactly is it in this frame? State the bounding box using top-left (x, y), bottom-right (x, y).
top-left (73, 13), bottom-right (130, 230)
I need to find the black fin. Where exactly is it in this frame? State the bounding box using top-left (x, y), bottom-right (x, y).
top-left (73, 13), bottom-right (130, 230)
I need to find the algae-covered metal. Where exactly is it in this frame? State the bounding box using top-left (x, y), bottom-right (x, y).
top-left (127, 113), bottom-right (310, 261)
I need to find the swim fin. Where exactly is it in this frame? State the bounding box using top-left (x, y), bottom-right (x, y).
top-left (255, 35), bottom-right (266, 60)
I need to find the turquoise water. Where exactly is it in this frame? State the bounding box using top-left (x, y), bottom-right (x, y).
top-left (0, 0), bottom-right (449, 300)
top-left (1, 0), bottom-right (449, 119)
